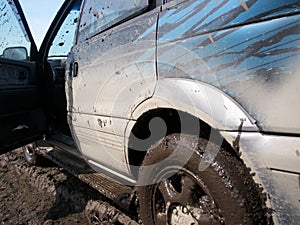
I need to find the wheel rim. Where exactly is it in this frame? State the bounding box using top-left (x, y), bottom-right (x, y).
top-left (151, 169), bottom-right (225, 225)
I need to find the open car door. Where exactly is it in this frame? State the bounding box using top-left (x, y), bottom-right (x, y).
top-left (0, 0), bottom-right (47, 154)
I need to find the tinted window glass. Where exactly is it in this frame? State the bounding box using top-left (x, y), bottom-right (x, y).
top-left (0, 0), bottom-right (30, 60)
top-left (78, 0), bottom-right (148, 42)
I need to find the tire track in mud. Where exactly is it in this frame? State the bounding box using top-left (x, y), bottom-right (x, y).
top-left (0, 149), bottom-right (139, 225)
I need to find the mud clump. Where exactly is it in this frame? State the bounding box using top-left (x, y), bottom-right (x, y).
top-left (0, 149), bottom-right (139, 225)
top-left (86, 201), bottom-right (139, 225)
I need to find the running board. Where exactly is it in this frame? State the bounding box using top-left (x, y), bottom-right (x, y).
top-left (35, 141), bottom-right (135, 212)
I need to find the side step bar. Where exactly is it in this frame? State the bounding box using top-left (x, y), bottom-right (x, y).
top-left (35, 140), bottom-right (135, 212)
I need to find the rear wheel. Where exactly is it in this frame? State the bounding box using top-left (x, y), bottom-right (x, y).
top-left (137, 134), bottom-right (272, 225)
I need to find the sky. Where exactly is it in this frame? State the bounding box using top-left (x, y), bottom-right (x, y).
top-left (19, 0), bottom-right (65, 47)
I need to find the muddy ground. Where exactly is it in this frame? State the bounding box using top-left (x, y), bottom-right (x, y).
top-left (0, 148), bottom-right (139, 225)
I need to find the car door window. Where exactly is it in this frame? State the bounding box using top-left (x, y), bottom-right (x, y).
top-left (48, 1), bottom-right (82, 59)
top-left (47, 1), bottom-right (82, 84)
top-left (0, 0), bottom-right (30, 61)
top-left (78, 0), bottom-right (149, 42)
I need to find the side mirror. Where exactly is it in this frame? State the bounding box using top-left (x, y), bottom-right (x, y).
top-left (3, 46), bottom-right (28, 60)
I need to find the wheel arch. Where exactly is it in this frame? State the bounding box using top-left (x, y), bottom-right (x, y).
top-left (125, 78), bottom-right (258, 177)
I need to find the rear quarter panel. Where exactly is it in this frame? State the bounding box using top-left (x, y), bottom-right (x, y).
top-left (157, 0), bottom-right (300, 134)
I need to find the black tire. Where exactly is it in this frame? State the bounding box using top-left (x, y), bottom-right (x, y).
top-left (136, 134), bottom-right (272, 225)
top-left (22, 143), bottom-right (42, 166)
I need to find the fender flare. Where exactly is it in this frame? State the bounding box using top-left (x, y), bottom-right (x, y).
top-left (127, 78), bottom-right (257, 136)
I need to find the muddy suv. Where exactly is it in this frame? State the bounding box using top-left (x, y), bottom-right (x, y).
top-left (1, 0), bottom-right (300, 224)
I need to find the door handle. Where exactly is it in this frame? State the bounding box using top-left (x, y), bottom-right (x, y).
top-left (72, 62), bottom-right (78, 77)
top-left (69, 62), bottom-right (78, 78)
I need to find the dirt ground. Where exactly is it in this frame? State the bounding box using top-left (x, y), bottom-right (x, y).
top-left (0, 149), bottom-right (139, 225)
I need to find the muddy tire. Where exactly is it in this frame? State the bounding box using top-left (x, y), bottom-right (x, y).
top-left (22, 143), bottom-right (42, 166)
top-left (136, 134), bottom-right (272, 225)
